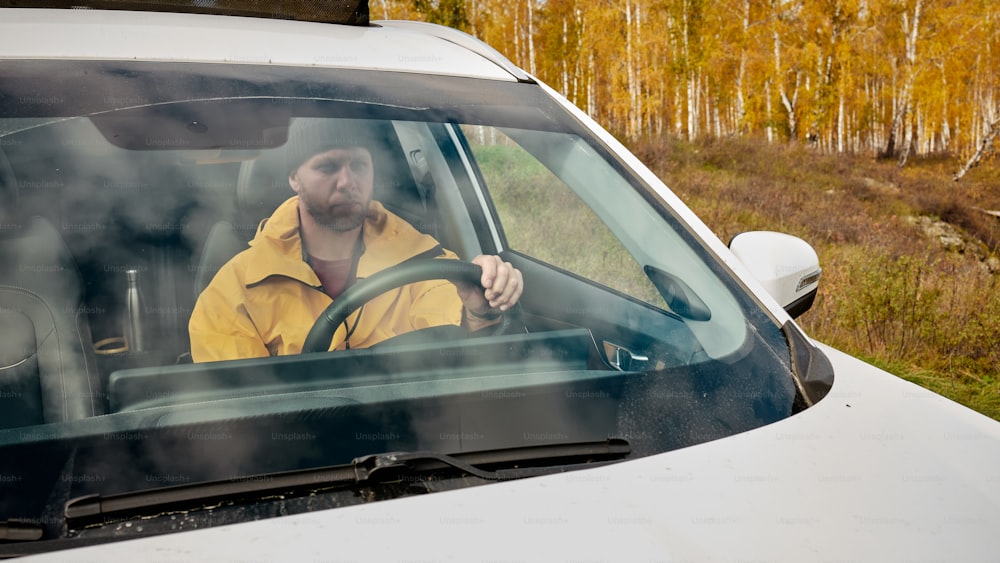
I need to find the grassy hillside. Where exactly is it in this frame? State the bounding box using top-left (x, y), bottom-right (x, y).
top-left (630, 136), bottom-right (1000, 421)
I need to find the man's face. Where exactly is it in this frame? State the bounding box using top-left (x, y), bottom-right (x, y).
top-left (289, 146), bottom-right (374, 232)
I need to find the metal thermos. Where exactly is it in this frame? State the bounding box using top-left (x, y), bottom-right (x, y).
top-left (124, 268), bottom-right (144, 353)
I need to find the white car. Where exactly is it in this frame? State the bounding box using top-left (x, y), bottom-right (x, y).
top-left (0, 3), bottom-right (997, 561)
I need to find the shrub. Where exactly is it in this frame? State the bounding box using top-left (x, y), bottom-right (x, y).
top-left (640, 135), bottom-right (1000, 420)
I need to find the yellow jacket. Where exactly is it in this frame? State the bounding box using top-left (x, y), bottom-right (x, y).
top-left (189, 196), bottom-right (462, 362)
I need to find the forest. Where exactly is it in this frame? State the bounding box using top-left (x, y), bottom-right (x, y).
top-left (374, 0), bottom-right (1000, 176)
top-left (364, 1), bottom-right (1000, 418)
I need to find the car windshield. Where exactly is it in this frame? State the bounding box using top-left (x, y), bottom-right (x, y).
top-left (0, 60), bottom-right (801, 546)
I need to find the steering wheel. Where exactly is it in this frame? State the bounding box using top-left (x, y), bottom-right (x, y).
top-left (302, 259), bottom-right (525, 354)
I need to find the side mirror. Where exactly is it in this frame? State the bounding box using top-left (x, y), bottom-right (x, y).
top-left (729, 232), bottom-right (821, 319)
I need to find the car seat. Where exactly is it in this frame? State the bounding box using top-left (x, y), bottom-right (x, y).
top-left (0, 149), bottom-right (104, 429)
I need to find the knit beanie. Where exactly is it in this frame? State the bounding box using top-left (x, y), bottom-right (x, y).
top-left (283, 118), bottom-right (379, 176)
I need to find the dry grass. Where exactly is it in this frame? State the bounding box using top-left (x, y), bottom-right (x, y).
top-left (473, 132), bottom-right (999, 420)
top-left (633, 135), bottom-right (1000, 420)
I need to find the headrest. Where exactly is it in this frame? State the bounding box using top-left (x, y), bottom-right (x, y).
top-left (0, 148), bottom-right (22, 237)
top-left (235, 139), bottom-right (293, 224)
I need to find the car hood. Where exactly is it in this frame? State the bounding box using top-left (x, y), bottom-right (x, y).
top-left (22, 344), bottom-right (1000, 561)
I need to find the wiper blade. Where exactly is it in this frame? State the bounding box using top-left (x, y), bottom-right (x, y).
top-left (0, 520), bottom-right (44, 542)
top-left (354, 437), bottom-right (630, 481)
top-left (64, 438), bottom-right (629, 528)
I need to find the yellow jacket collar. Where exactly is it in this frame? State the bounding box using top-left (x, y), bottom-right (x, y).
top-left (243, 196), bottom-right (443, 288)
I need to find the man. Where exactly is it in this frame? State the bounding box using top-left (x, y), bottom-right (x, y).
top-left (188, 119), bottom-right (522, 362)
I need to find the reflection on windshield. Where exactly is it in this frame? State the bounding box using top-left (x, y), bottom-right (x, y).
top-left (0, 61), bottom-right (798, 549)
top-left (472, 125), bottom-right (751, 359)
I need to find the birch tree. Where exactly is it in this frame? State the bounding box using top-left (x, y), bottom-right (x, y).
top-left (375, 0), bottom-right (1000, 170)
top-left (734, 0), bottom-right (752, 132)
top-left (954, 115), bottom-right (1000, 181)
top-left (880, 0), bottom-right (923, 163)
top-left (769, 0), bottom-right (805, 141)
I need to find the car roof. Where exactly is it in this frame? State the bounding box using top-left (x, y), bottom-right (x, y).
top-left (0, 8), bottom-right (529, 81)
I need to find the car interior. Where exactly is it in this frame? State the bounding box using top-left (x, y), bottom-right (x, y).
top-left (0, 103), bottom-right (796, 471)
top-left (0, 115), bottom-right (597, 428)
top-left (0, 72), bottom-right (806, 547)
top-left (0, 11), bottom-right (843, 552)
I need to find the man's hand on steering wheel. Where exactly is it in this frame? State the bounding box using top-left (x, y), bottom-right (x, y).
top-left (456, 255), bottom-right (524, 331)
top-left (302, 259), bottom-right (526, 353)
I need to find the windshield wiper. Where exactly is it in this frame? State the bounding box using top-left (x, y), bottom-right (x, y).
top-left (0, 520), bottom-right (44, 542)
top-left (64, 438), bottom-right (629, 528)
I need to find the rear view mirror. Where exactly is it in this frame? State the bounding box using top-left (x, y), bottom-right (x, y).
top-left (90, 99), bottom-right (292, 151)
top-left (729, 232), bottom-right (821, 319)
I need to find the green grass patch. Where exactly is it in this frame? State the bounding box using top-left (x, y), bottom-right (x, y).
top-left (470, 140), bottom-right (664, 305)
top-left (859, 356), bottom-right (1000, 422)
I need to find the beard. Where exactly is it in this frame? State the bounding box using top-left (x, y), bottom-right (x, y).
top-left (301, 192), bottom-right (370, 232)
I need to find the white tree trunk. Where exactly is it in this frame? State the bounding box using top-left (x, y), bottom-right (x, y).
top-left (527, 0), bottom-right (536, 76)
top-left (774, 30), bottom-right (799, 140)
top-left (886, 0), bottom-right (923, 162)
top-left (765, 80), bottom-right (774, 143)
top-left (625, 1), bottom-right (641, 139)
top-left (684, 1), bottom-right (698, 139)
top-left (735, 0), bottom-right (750, 131)
top-left (838, 90), bottom-right (846, 153)
top-left (954, 114), bottom-right (1000, 181)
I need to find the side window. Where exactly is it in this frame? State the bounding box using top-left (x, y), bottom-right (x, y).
top-left (462, 125), bottom-right (664, 308)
